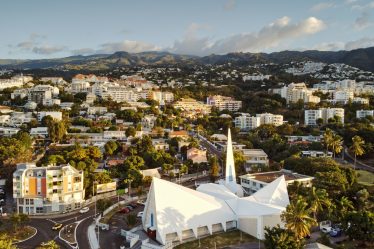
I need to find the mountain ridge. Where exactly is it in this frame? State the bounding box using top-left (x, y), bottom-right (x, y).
top-left (1, 47), bottom-right (374, 72)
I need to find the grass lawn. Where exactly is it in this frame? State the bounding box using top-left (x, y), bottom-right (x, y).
top-left (356, 170), bottom-right (374, 186)
top-left (10, 226), bottom-right (36, 242)
top-left (174, 230), bottom-right (256, 249)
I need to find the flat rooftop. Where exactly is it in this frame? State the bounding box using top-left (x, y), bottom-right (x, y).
top-left (240, 170), bottom-right (313, 183)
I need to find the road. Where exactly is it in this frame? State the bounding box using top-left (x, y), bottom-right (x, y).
top-left (343, 147), bottom-right (374, 173)
top-left (18, 195), bottom-right (123, 249)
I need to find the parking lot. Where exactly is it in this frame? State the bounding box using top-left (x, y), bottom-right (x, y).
top-left (98, 202), bottom-right (144, 249)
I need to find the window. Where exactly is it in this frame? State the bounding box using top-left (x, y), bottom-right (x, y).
top-left (36, 207), bottom-right (43, 213)
top-left (25, 199), bottom-right (29, 205)
top-left (30, 199), bottom-right (34, 205)
top-left (53, 189), bottom-right (58, 194)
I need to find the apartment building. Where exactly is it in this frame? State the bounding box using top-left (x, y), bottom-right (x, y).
top-left (28, 85), bottom-right (60, 106)
top-left (333, 90), bottom-right (354, 102)
top-left (30, 127), bottom-right (49, 138)
top-left (304, 108), bottom-right (344, 126)
top-left (0, 75), bottom-right (32, 90)
top-left (40, 77), bottom-right (66, 85)
top-left (151, 91), bottom-right (174, 104)
top-left (13, 163), bottom-right (85, 214)
top-left (71, 81), bottom-right (90, 93)
top-left (100, 87), bottom-right (139, 103)
top-left (272, 83), bottom-right (320, 104)
top-left (37, 111), bottom-right (63, 122)
top-left (356, 110), bottom-right (374, 119)
top-left (206, 95), bottom-right (242, 111)
top-left (235, 114), bottom-right (261, 131)
top-left (301, 150), bottom-right (333, 158)
top-left (173, 98), bottom-right (212, 114)
top-left (186, 148), bottom-right (208, 164)
top-left (0, 127), bottom-right (20, 136)
top-left (256, 113), bottom-right (283, 126)
top-left (87, 106), bottom-right (107, 115)
top-left (240, 169), bottom-right (314, 195)
top-left (9, 112), bottom-right (35, 127)
top-left (241, 149), bottom-right (269, 172)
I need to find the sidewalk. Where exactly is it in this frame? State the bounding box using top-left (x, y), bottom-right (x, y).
top-left (88, 222), bottom-right (100, 249)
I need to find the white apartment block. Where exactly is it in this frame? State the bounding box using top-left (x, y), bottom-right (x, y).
top-left (71, 81), bottom-right (90, 93)
top-left (241, 149), bottom-right (269, 172)
top-left (304, 108), bottom-right (344, 126)
top-left (256, 113), bottom-right (284, 126)
top-left (30, 127), bottom-right (49, 137)
top-left (356, 110), bottom-right (374, 119)
top-left (206, 95), bottom-right (242, 111)
top-left (353, 97), bottom-right (369, 105)
top-left (40, 77), bottom-right (66, 85)
top-left (235, 114), bottom-right (261, 131)
top-left (333, 90), bottom-right (354, 102)
top-left (243, 74), bottom-right (271, 81)
top-left (13, 163), bottom-right (85, 214)
top-left (11, 89), bottom-right (28, 99)
top-left (37, 111), bottom-right (63, 122)
top-left (9, 112), bottom-right (35, 127)
top-left (0, 75), bottom-right (33, 90)
top-left (151, 91), bottom-right (174, 104)
top-left (0, 127), bottom-right (20, 136)
top-left (28, 85), bottom-right (59, 106)
top-left (87, 106), bottom-right (107, 115)
top-left (100, 87), bottom-right (139, 103)
top-left (272, 83), bottom-right (320, 104)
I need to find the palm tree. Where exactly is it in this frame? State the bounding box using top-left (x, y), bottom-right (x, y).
top-left (323, 128), bottom-right (333, 156)
top-left (308, 187), bottom-right (332, 220)
top-left (331, 134), bottom-right (343, 158)
top-left (335, 196), bottom-right (354, 221)
top-left (281, 196), bottom-right (317, 240)
top-left (350, 135), bottom-right (365, 169)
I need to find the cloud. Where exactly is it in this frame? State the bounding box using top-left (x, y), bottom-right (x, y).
top-left (354, 12), bottom-right (373, 30)
top-left (351, 1), bottom-right (374, 10)
top-left (97, 40), bottom-right (161, 54)
top-left (224, 0), bottom-right (235, 11)
top-left (310, 2), bottom-right (335, 12)
top-left (313, 42), bottom-right (345, 51)
top-left (170, 17), bottom-right (325, 55)
top-left (32, 45), bottom-right (66, 55)
top-left (15, 33), bottom-right (65, 55)
top-left (71, 48), bottom-right (95, 56)
top-left (344, 37), bottom-right (374, 50)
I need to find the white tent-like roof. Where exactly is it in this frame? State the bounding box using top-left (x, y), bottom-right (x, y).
top-left (142, 177), bottom-right (236, 245)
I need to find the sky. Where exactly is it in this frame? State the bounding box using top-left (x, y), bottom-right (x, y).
top-left (1, 0), bottom-right (374, 59)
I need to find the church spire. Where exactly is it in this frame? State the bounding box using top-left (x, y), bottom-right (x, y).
top-left (225, 128), bottom-right (236, 184)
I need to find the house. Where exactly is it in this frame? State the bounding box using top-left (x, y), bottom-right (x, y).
top-left (37, 111), bottom-right (62, 122)
top-left (240, 149), bottom-right (269, 172)
top-left (301, 150), bottom-right (332, 158)
top-left (0, 127), bottom-right (20, 136)
top-left (30, 127), bottom-right (49, 138)
top-left (87, 107), bottom-right (107, 115)
top-left (356, 110), bottom-right (374, 119)
top-left (187, 148), bottom-right (208, 164)
top-left (240, 169), bottom-right (314, 195)
top-left (169, 130), bottom-right (189, 140)
top-left (152, 139), bottom-right (169, 151)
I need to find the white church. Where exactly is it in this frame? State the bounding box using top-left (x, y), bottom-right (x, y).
top-left (142, 129), bottom-right (290, 245)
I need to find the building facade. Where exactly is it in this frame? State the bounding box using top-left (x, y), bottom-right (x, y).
top-left (13, 163), bottom-right (85, 214)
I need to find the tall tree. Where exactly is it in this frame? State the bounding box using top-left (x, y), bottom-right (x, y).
top-left (323, 128), bottom-right (333, 156)
top-left (331, 134), bottom-right (343, 158)
top-left (48, 120), bottom-right (66, 143)
top-left (0, 233), bottom-right (17, 249)
top-left (350, 135), bottom-right (365, 169)
top-left (307, 187), bottom-right (332, 220)
top-left (281, 196), bottom-right (317, 240)
top-left (209, 156), bottom-right (220, 182)
top-left (264, 225), bottom-right (303, 249)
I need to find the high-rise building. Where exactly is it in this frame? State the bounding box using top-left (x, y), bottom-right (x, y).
top-left (206, 95), bottom-right (242, 111)
top-left (304, 108), bottom-right (344, 126)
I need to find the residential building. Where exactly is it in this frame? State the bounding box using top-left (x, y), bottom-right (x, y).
top-left (304, 108), bottom-right (344, 126)
top-left (235, 114), bottom-right (261, 131)
top-left (87, 106), bottom-right (107, 115)
top-left (353, 97), bottom-right (369, 105)
top-left (206, 95), bottom-right (242, 111)
top-left (30, 127), bottom-right (49, 138)
top-left (9, 112), bottom-right (34, 127)
top-left (187, 147), bottom-right (208, 164)
top-left (13, 163), bottom-right (85, 214)
top-left (71, 81), bottom-right (90, 94)
top-left (243, 74), bottom-right (271, 81)
top-left (103, 131), bottom-right (126, 140)
top-left (28, 85), bottom-right (59, 106)
top-left (85, 93), bottom-right (96, 104)
top-left (0, 127), bottom-right (20, 136)
top-left (173, 98), bottom-right (212, 115)
top-left (169, 130), bottom-right (189, 140)
top-left (333, 90), bottom-right (354, 102)
top-left (100, 86), bottom-right (139, 103)
top-left (356, 110), bottom-right (374, 119)
top-left (240, 169), bottom-right (314, 195)
top-left (256, 113), bottom-right (284, 126)
top-left (151, 91), bottom-right (174, 104)
top-left (0, 75), bottom-right (32, 90)
top-left (11, 89), bottom-right (28, 99)
top-left (40, 77), bottom-right (66, 85)
top-left (152, 139), bottom-right (170, 151)
top-left (272, 83), bottom-right (320, 104)
top-left (37, 111), bottom-right (62, 122)
top-left (300, 150), bottom-right (333, 158)
top-left (285, 135), bottom-right (322, 145)
top-left (241, 149), bottom-right (269, 172)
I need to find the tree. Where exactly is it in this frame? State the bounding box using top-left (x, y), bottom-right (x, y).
top-left (162, 163), bottom-right (173, 174)
top-left (281, 196), bottom-right (317, 240)
top-left (125, 214), bottom-right (137, 228)
top-left (209, 156), bottom-right (220, 182)
top-left (350, 135), bottom-right (365, 169)
top-left (125, 126), bottom-right (136, 137)
top-left (48, 120), bottom-right (66, 143)
top-left (264, 225), bottom-right (303, 249)
top-left (36, 240), bottom-right (60, 249)
top-left (0, 233), bottom-right (17, 249)
top-left (323, 128), bottom-right (333, 155)
top-left (334, 196), bottom-right (354, 221)
top-left (307, 187), bottom-right (331, 220)
top-left (10, 213), bottom-right (29, 231)
top-left (343, 211), bottom-right (374, 242)
top-left (96, 199), bottom-right (113, 214)
top-left (330, 134), bottom-right (343, 158)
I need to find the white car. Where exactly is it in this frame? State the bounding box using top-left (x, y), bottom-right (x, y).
top-left (137, 211), bottom-right (144, 218)
top-left (79, 207), bottom-right (90, 214)
top-left (321, 226), bottom-right (332, 233)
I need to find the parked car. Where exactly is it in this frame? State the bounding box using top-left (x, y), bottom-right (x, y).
top-left (137, 211), bottom-right (144, 218)
top-left (119, 207), bottom-right (130, 214)
top-left (321, 226), bottom-right (332, 233)
top-left (52, 223), bottom-right (63, 231)
top-left (79, 207), bottom-right (90, 214)
top-left (329, 228), bottom-right (342, 237)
